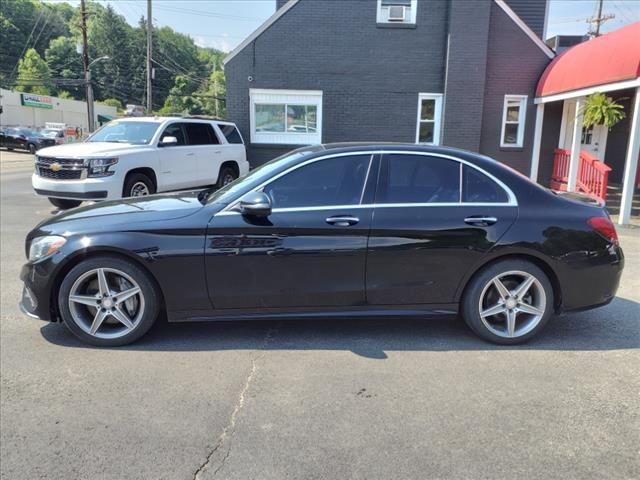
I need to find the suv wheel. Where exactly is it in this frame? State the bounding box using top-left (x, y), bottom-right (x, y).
top-left (123, 173), bottom-right (155, 198)
top-left (58, 255), bottom-right (160, 346)
top-left (461, 259), bottom-right (554, 345)
top-left (49, 198), bottom-right (82, 210)
top-left (217, 166), bottom-right (237, 188)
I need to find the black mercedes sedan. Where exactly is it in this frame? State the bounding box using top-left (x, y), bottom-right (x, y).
top-left (20, 144), bottom-right (624, 346)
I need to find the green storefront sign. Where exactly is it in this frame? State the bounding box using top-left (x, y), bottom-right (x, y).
top-left (21, 93), bottom-right (54, 109)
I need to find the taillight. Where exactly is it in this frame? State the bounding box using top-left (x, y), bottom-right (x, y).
top-left (587, 217), bottom-right (619, 245)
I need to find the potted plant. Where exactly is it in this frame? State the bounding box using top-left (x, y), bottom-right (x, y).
top-left (582, 92), bottom-right (626, 129)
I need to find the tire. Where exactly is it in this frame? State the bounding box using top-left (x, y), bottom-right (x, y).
top-left (461, 259), bottom-right (554, 345)
top-left (7, 148), bottom-right (13, 151)
top-left (123, 172), bottom-right (155, 198)
top-left (28, 143), bottom-right (36, 154)
top-left (48, 197), bottom-right (82, 209)
top-left (216, 165), bottom-right (237, 188)
top-left (58, 255), bottom-right (161, 346)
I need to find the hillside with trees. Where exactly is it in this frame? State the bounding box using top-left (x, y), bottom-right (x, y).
top-left (0, 0), bottom-right (227, 116)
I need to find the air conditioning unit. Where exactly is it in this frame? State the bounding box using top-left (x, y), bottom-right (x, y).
top-left (387, 5), bottom-right (406, 22)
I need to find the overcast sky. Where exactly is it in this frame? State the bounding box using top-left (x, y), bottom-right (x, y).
top-left (45, 0), bottom-right (640, 52)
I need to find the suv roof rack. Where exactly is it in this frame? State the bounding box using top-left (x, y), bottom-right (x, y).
top-left (181, 115), bottom-right (224, 121)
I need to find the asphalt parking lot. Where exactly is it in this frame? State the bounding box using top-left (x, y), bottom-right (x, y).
top-left (1, 149), bottom-right (639, 480)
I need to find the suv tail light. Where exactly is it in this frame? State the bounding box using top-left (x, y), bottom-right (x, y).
top-left (587, 217), bottom-right (619, 245)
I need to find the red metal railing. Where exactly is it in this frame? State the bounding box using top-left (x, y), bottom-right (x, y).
top-left (550, 148), bottom-right (612, 203)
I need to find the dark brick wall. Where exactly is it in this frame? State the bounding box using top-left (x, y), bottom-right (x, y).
top-left (479, 2), bottom-right (551, 174)
top-left (226, 0), bottom-right (449, 165)
top-left (442, 0), bottom-right (491, 151)
top-left (226, 0), bottom-right (551, 168)
top-left (504, 0), bottom-right (547, 39)
top-left (538, 100), bottom-right (563, 186)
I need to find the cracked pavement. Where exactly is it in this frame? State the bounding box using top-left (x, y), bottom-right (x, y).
top-left (1, 151), bottom-right (639, 479)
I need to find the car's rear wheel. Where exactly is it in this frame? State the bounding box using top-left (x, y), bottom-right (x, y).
top-left (123, 172), bottom-right (155, 198)
top-left (461, 259), bottom-right (554, 344)
top-left (48, 198), bottom-right (82, 210)
top-left (216, 165), bottom-right (237, 188)
top-left (58, 256), bottom-right (160, 346)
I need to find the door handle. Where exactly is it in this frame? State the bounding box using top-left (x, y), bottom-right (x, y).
top-left (464, 216), bottom-right (497, 226)
top-left (214, 150), bottom-right (221, 154)
top-left (326, 215), bottom-right (359, 226)
top-left (186, 152), bottom-right (195, 156)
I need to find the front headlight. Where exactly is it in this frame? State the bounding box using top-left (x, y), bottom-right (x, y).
top-left (28, 236), bottom-right (66, 261)
top-left (88, 157), bottom-right (118, 177)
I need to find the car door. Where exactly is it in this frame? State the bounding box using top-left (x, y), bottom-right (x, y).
top-left (157, 122), bottom-right (199, 190)
top-left (205, 153), bottom-right (377, 310)
top-left (366, 152), bottom-right (518, 306)
top-left (183, 122), bottom-right (222, 186)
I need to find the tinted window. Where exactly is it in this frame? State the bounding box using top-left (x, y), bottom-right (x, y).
top-left (184, 123), bottom-right (219, 145)
top-left (218, 124), bottom-right (243, 144)
top-left (462, 165), bottom-right (509, 203)
top-left (264, 155), bottom-right (371, 208)
top-left (160, 123), bottom-right (186, 145)
top-left (380, 154), bottom-right (460, 203)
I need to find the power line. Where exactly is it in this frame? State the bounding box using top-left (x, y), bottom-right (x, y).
top-left (586, 0), bottom-right (615, 37)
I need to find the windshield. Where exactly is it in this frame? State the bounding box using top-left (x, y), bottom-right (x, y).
top-left (87, 121), bottom-right (160, 144)
top-left (206, 151), bottom-right (311, 204)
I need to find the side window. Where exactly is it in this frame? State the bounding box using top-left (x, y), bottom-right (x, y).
top-left (184, 123), bottom-right (219, 145)
top-left (160, 123), bottom-right (186, 145)
top-left (264, 155), bottom-right (372, 209)
top-left (462, 165), bottom-right (509, 203)
top-left (380, 154), bottom-right (460, 204)
top-left (218, 124), bottom-right (243, 144)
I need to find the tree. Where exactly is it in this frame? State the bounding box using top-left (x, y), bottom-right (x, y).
top-left (16, 48), bottom-right (52, 95)
top-left (582, 92), bottom-right (626, 129)
top-left (99, 98), bottom-right (123, 111)
top-left (45, 36), bottom-right (83, 99)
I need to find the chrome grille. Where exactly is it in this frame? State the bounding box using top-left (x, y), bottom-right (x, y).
top-left (35, 157), bottom-right (86, 180)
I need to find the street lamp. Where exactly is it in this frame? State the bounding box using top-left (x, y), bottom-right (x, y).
top-left (85, 55), bottom-right (110, 132)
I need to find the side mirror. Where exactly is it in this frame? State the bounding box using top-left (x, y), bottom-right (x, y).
top-left (239, 191), bottom-right (272, 217)
top-left (159, 136), bottom-right (178, 147)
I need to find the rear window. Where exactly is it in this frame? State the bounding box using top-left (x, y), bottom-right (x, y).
top-left (184, 123), bottom-right (219, 145)
top-left (462, 165), bottom-right (509, 203)
top-left (217, 124), bottom-right (243, 144)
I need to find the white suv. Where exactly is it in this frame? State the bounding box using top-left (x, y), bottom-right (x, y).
top-left (32, 117), bottom-right (249, 209)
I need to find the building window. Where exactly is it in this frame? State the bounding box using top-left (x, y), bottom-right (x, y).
top-left (377, 0), bottom-right (417, 24)
top-left (250, 89), bottom-right (322, 145)
top-left (415, 93), bottom-right (443, 145)
top-left (500, 95), bottom-right (527, 148)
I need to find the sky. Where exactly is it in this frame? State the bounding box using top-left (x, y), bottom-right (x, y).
top-left (44, 0), bottom-right (640, 52)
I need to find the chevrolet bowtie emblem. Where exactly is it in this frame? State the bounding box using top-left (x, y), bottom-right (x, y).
top-left (50, 163), bottom-right (62, 172)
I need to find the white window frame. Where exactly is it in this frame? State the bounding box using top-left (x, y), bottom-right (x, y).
top-left (376, 0), bottom-right (418, 24)
top-left (500, 94), bottom-right (527, 148)
top-left (415, 93), bottom-right (443, 146)
top-left (249, 89), bottom-right (322, 145)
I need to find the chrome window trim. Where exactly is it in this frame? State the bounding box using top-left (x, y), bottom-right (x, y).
top-left (219, 150), bottom-right (518, 214)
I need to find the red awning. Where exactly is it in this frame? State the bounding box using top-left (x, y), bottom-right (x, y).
top-left (536, 22), bottom-right (640, 98)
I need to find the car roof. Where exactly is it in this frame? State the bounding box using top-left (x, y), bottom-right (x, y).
top-left (114, 116), bottom-right (237, 126)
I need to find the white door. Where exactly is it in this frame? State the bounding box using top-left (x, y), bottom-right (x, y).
top-left (183, 122), bottom-right (222, 186)
top-left (581, 123), bottom-right (609, 160)
top-left (157, 122), bottom-right (200, 190)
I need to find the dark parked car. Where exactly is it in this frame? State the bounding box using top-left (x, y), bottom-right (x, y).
top-left (20, 144), bottom-right (624, 346)
top-left (1, 127), bottom-right (56, 153)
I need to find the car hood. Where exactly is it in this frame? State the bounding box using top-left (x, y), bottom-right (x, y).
top-left (36, 142), bottom-right (151, 158)
top-left (31, 192), bottom-right (210, 238)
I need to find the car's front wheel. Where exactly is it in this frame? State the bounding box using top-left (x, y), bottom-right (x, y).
top-left (123, 172), bottom-right (156, 198)
top-left (48, 198), bottom-right (82, 210)
top-left (461, 259), bottom-right (554, 344)
top-left (28, 143), bottom-right (37, 154)
top-left (216, 165), bottom-right (237, 188)
top-left (58, 255), bottom-right (160, 346)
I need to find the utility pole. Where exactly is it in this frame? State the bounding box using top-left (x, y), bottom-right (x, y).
top-left (146, 0), bottom-right (153, 114)
top-left (587, 0), bottom-right (615, 37)
top-left (80, 0), bottom-right (95, 132)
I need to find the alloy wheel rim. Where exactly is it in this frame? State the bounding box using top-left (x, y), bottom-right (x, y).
top-left (222, 173), bottom-right (235, 186)
top-left (131, 182), bottom-right (150, 196)
top-left (478, 270), bottom-right (546, 339)
top-left (68, 267), bottom-right (145, 339)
